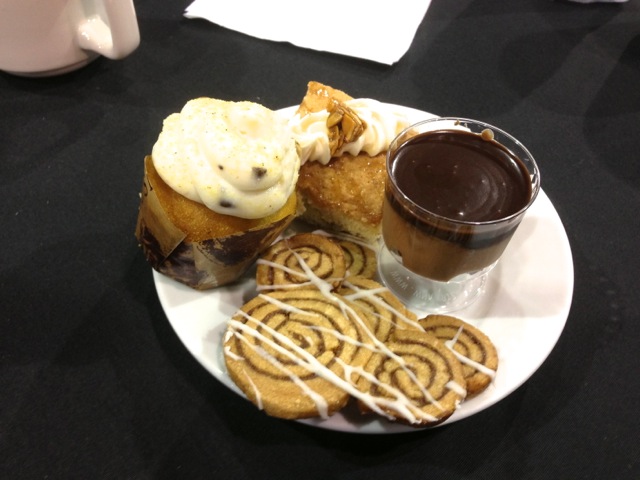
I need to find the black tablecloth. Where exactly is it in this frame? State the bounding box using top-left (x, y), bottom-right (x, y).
top-left (2, 1), bottom-right (639, 478)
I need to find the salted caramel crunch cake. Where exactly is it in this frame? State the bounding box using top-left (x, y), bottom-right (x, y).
top-left (289, 82), bottom-right (410, 241)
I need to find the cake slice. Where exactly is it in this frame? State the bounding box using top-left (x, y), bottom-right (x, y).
top-left (291, 82), bottom-right (408, 242)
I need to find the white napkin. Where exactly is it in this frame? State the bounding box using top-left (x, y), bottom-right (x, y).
top-left (184, 0), bottom-right (432, 65)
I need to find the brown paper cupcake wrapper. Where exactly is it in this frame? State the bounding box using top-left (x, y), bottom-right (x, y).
top-left (135, 160), bottom-right (295, 290)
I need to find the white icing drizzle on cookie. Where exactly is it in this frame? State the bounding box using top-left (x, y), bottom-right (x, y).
top-left (244, 371), bottom-right (264, 410)
top-left (224, 345), bottom-right (244, 362)
top-left (445, 326), bottom-right (497, 379)
top-left (226, 245), bottom-right (468, 424)
top-left (307, 323), bottom-right (443, 413)
top-left (337, 360), bottom-right (438, 423)
top-left (255, 257), bottom-right (345, 292)
top-left (312, 229), bottom-right (375, 250)
top-left (230, 316), bottom-right (330, 418)
top-left (256, 293), bottom-right (319, 316)
top-left (230, 309), bottom-right (437, 424)
top-left (340, 280), bottom-right (424, 332)
top-left (446, 381), bottom-right (467, 397)
top-left (255, 259), bottom-right (310, 282)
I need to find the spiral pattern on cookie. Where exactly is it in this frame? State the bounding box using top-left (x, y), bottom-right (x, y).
top-left (337, 277), bottom-right (421, 343)
top-left (355, 330), bottom-right (466, 426)
top-left (419, 315), bottom-right (498, 397)
top-left (335, 238), bottom-right (377, 279)
top-left (224, 288), bottom-right (374, 419)
top-left (256, 233), bottom-right (347, 290)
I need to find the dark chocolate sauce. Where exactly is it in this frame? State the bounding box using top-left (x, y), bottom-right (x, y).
top-left (391, 129), bottom-right (532, 223)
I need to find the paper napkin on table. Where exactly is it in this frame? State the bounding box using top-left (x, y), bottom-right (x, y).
top-left (184, 0), bottom-right (432, 65)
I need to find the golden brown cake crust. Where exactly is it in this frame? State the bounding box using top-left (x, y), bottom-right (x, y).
top-left (297, 152), bottom-right (386, 240)
top-left (294, 81), bottom-right (386, 241)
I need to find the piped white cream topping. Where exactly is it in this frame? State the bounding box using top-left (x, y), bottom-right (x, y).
top-left (288, 98), bottom-right (410, 165)
top-left (152, 98), bottom-right (300, 219)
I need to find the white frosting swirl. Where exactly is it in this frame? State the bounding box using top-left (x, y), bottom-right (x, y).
top-left (152, 98), bottom-right (300, 219)
top-left (288, 98), bottom-right (410, 165)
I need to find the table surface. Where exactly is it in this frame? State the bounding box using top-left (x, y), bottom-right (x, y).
top-left (2, 1), bottom-right (639, 478)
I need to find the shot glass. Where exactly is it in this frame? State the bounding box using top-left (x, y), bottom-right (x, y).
top-left (378, 118), bottom-right (540, 312)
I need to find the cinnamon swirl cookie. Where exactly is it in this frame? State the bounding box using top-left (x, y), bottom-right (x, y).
top-left (223, 288), bottom-right (374, 420)
top-left (256, 233), bottom-right (347, 290)
top-left (355, 329), bottom-right (466, 427)
top-left (334, 237), bottom-right (377, 279)
top-left (337, 277), bottom-right (420, 343)
top-left (419, 315), bottom-right (498, 397)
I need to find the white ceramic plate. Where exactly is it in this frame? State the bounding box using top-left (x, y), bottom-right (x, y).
top-left (153, 105), bottom-right (574, 434)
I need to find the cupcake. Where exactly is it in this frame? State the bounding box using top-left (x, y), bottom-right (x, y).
top-left (135, 98), bottom-right (300, 289)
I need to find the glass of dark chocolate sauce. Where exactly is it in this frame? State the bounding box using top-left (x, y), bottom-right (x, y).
top-left (378, 118), bottom-right (540, 313)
